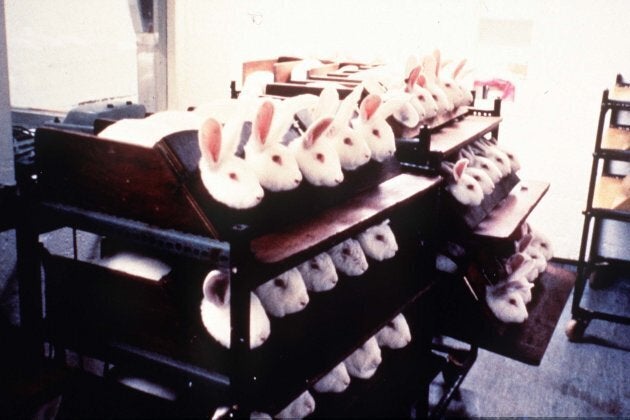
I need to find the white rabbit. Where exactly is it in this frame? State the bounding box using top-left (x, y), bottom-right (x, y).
top-left (313, 362), bottom-right (351, 393)
top-left (376, 313), bottom-right (412, 349)
top-left (478, 137), bottom-right (521, 173)
top-left (344, 336), bottom-right (382, 379)
top-left (324, 85), bottom-right (372, 171)
top-left (521, 222), bottom-right (554, 261)
top-left (96, 251), bottom-right (171, 282)
top-left (459, 146), bottom-right (503, 184)
top-left (351, 93), bottom-right (402, 162)
top-left (442, 159), bottom-right (484, 206)
top-left (433, 50), bottom-right (470, 110)
top-left (240, 70), bottom-right (274, 98)
top-left (472, 142), bottom-right (512, 177)
top-left (288, 116), bottom-right (344, 187)
top-left (200, 270), bottom-right (270, 349)
top-left (356, 219), bottom-right (398, 261)
top-left (516, 234), bottom-right (548, 275)
top-left (505, 252), bottom-right (538, 288)
top-left (143, 110), bottom-right (204, 133)
top-left (254, 268), bottom-right (310, 318)
top-left (328, 238), bottom-right (369, 276)
top-left (290, 58), bottom-right (324, 82)
top-left (420, 53), bottom-right (454, 117)
top-left (485, 282), bottom-right (529, 324)
top-left (442, 57), bottom-right (475, 107)
top-left (442, 160), bottom-right (495, 195)
top-left (275, 390), bottom-right (316, 419)
top-left (297, 252), bottom-right (339, 292)
top-left (198, 117), bottom-right (264, 209)
top-left (404, 65), bottom-right (439, 124)
top-left (244, 100), bottom-right (303, 191)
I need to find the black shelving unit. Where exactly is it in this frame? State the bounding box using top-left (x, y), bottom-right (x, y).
top-left (566, 74), bottom-right (630, 341)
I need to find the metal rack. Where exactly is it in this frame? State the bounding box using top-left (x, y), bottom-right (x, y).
top-left (566, 75), bottom-right (630, 341)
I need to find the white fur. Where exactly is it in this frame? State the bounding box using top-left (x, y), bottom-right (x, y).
top-left (288, 116), bottom-right (344, 187)
top-left (436, 254), bottom-right (458, 273)
top-left (297, 252), bottom-right (339, 292)
top-left (516, 234), bottom-right (548, 275)
top-left (200, 270), bottom-right (270, 349)
top-left (275, 390), bottom-right (316, 419)
top-left (479, 137), bottom-right (521, 173)
top-left (356, 219), bottom-right (398, 261)
top-left (376, 313), bottom-right (412, 349)
top-left (420, 53), bottom-right (454, 116)
top-left (313, 362), bottom-right (351, 393)
top-left (404, 66), bottom-right (439, 124)
top-left (442, 160), bottom-right (495, 195)
top-left (290, 58), bottom-right (324, 82)
top-left (443, 159), bottom-right (484, 206)
top-left (97, 251), bottom-right (171, 281)
top-left (198, 117), bottom-right (264, 209)
top-left (460, 146), bottom-right (503, 183)
top-left (254, 268), bottom-right (309, 318)
top-left (352, 93), bottom-right (400, 162)
top-left (522, 222), bottom-right (554, 261)
top-left (485, 282), bottom-right (529, 324)
top-left (344, 336), bottom-right (382, 379)
top-left (244, 100), bottom-right (303, 191)
top-left (472, 142), bottom-right (512, 177)
top-left (240, 70), bottom-right (274, 98)
top-left (328, 238), bottom-right (369, 276)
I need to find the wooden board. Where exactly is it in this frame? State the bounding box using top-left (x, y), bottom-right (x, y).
top-left (436, 263), bottom-right (576, 365)
top-left (602, 127), bottom-right (630, 151)
top-left (473, 180), bottom-right (550, 239)
top-left (429, 116), bottom-right (502, 157)
top-left (609, 85), bottom-right (630, 103)
top-left (592, 176), bottom-right (630, 212)
top-left (250, 173), bottom-right (441, 264)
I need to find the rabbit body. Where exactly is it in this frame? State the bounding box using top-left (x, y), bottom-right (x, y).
top-left (297, 252), bottom-right (339, 292)
top-left (313, 362), bottom-right (351, 393)
top-left (255, 268), bottom-right (310, 318)
top-left (200, 270), bottom-right (271, 349)
top-left (344, 336), bottom-right (382, 379)
top-left (328, 238), bottom-right (369, 276)
top-left (356, 219), bottom-right (399, 261)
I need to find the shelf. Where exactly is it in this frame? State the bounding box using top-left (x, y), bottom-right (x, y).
top-left (436, 263), bottom-right (576, 365)
top-left (473, 180), bottom-right (550, 239)
top-left (601, 127), bottom-right (630, 152)
top-left (609, 85), bottom-right (630, 103)
top-left (592, 176), bottom-right (629, 210)
top-left (428, 116), bottom-right (502, 157)
top-left (250, 173), bottom-right (441, 265)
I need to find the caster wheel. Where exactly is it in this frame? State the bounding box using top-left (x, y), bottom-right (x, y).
top-left (588, 264), bottom-right (614, 290)
top-left (565, 318), bottom-right (588, 342)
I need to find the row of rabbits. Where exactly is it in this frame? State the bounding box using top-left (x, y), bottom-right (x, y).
top-left (212, 312), bottom-right (412, 420)
top-left (201, 219), bottom-right (399, 349)
top-left (440, 136), bottom-right (521, 207)
top-left (485, 222), bottom-right (554, 323)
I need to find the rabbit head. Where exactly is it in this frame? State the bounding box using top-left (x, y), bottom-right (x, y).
top-left (405, 65), bottom-right (439, 123)
top-left (472, 142), bottom-right (512, 177)
top-left (356, 219), bottom-right (399, 261)
top-left (460, 146), bottom-right (503, 183)
top-left (275, 390), bottom-right (316, 419)
top-left (297, 252), bottom-right (339, 292)
top-left (244, 100), bottom-right (303, 191)
top-left (254, 268), bottom-right (309, 318)
top-left (200, 270), bottom-right (271, 349)
top-left (344, 336), bottom-right (382, 379)
top-left (420, 53), bottom-right (454, 116)
top-left (442, 160), bottom-right (495, 195)
top-left (198, 118), bottom-right (264, 209)
top-left (328, 238), bottom-right (369, 277)
top-left (504, 253), bottom-right (537, 301)
top-left (444, 159), bottom-right (484, 206)
top-left (376, 313), bottom-right (412, 349)
top-left (289, 117), bottom-right (344, 187)
top-left (485, 282), bottom-right (529, 324)
top-left (313, 362), bottom-right (351, 394)
top-left (521, 222), bottom-right (553, 261)
top-left (516, 234), bottom-right (547, 275)
top-left (449, 58), bottom-right (475, 106)
top-left (324, 85), bottom-right (372, 170)
top-left (352, 94), bottom-right (399, 162)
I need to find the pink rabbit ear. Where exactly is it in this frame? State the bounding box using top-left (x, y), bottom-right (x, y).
top-left (416, 74), bottom-right (427, 88)
top-left (453, 158), bottom-right (469, 181)
top-left (406, 66), bottom-right (421, 92)
top-left (255, 100), bottom-right (274, 146)
top-left (507, 253), bottom-right (526, 273)
top-left (202, 270), bottom-right (230, 306)
top-left (360, 94), bottom-right (382, 121)
top-left (433, 49), bottom-right (441, 77)
top-left (199, 118), bottom-right (222, 164)
top-left (518, 234), bottom-right (534, 252)
top-left (304, 117), bottom-right (334, 149)
top-left (453, 58), bottom-right (467, 79)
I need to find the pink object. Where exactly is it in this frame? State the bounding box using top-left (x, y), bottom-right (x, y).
top-left (474, 79), bottom-right (515, 101)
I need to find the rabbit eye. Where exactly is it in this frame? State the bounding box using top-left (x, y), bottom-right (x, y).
top-left (466, 184), bottom-right (475, 190)
top-left (376, 234), bottom-right (385, 242)
top-left (432, 94), bottom-right (438, 101)
top-left (496, 158), bottom-right (504, 164)
top-left (343, 137), bottom-right (353, 146)
top-left (342, 247), bottom-right (351, 256)
top-left (418, 94), bottom-right (425, 101)
top-left (273, 278), bottom-right (287, 289)
top-left (482, 164), bottom-right (489, 169)
top-left (272, 154), bottom-right (283, 165)
top-left (310, 262), bottom-right (320, 270)
top-left (372, 129), bottom-right (380, 138)
top-left (316, 153), bottom-right (325, 163)
top-left (445, 82), bottom-right (452, 88)
top-left (473, 175), bottom-right (481, 181)
top-left (229, 172), bottom-right (238, 181)
top-left (509, 298), bottom-right (517, 305)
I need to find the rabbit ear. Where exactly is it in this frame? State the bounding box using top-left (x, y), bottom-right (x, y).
top-left (416, 74), bottom-right (427, 88)
top-left (359, 94), bottom-right (382, 121)
top-left (506, 253), bottom-right (526, 274)
top-left (518, 234), bottom-right (534, 252)
top-left (199, 118), bottom-right (222, 164)
top-left (314, 86), bottom-right (339, 120)
top-left (406, 66), bottom-right (421, 92)
top-left (304, 117), bottom-right (334, 149)
top-left (333, 85), bottom-right (362, 127)
top-left (202, 270), bottom-right (230, 306)
top-left (453, 58), bottom-right (467, 79)
top-left (433, 49), bottom-right (441, 77)
top-left (254, 100), bottom-right (274, 147)
top-left (453, 158), bottom-right (469, 181)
